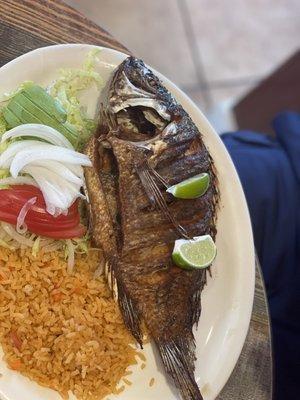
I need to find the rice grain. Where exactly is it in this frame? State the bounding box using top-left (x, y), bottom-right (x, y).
top-left (0, 248), bottom-right (138, 400)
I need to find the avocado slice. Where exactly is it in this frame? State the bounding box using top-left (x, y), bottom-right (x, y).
top-left (22, 83), bottom-right (67, 123)
top-left (4, 94), bottom-right (77, 146)
top-left (7, 98), bottom-right (42, 125)
top-left (2, 108), bottom-right (23, 128)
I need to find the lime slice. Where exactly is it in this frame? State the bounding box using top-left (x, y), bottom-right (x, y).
top-left (172, 235), bottom-right (216, 269)
top-left (166, 173), bottom-right (210, 199)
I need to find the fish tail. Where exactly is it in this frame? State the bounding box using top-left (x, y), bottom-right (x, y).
top-left (157, 334), bottom-right (203, 400)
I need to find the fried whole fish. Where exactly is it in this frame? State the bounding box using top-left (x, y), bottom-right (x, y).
top-left (84, 57), bottom-right (218, 400)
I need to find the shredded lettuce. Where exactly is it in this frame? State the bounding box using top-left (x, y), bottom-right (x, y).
top-left (32, 236), bottom-right (40, 257)
top-left (0, 52), bottom-right (101, 259)
top-left (64, 235), bottom-right (89, 259)
top-left (0, 168), bottom-right (10, 189)
top-left (0, 113), bottom-right (7, 136)
top-left (0, 169), bottom-right (9, 179)
top-left (0, 140), bottom-right (8, 154)
top-left (49, 49), bottom-right (103, 149)
top-left (0, 113), bottom-right (10, 188)
top-left (0, 219), bottom-right (89, 267)
top-left (73, 234), bottom-right (89, 253)
top-left (0, 51), bottom-right (101, 150)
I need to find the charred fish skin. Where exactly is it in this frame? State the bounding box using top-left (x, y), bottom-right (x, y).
top-left (84, 57), bottom-right (218, 400)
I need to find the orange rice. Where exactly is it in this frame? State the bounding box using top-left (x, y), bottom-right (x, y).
top-left (0, 247), bottom-right (138, 399)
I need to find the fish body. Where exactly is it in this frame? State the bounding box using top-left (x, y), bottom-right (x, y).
top-left (84, 57), bottom-right (218, 400)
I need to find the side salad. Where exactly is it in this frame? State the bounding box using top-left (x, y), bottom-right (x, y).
top-left (0, 51), bottom-right (102, 270)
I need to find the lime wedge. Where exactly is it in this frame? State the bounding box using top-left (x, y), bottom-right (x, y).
top-left (172, 235), bottom-right (216, 269)
top-left (166, 173), bottom-right (210, 199)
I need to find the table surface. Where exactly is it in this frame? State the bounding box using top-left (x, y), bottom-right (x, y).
top-left (0, 1), bottom-right (273, 399)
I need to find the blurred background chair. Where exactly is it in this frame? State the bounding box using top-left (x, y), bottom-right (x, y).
top-left (233, 50), bottom-right (300, 134)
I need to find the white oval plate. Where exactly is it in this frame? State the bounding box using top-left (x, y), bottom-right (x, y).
top-left (0, 44), bottom-right (255, 400)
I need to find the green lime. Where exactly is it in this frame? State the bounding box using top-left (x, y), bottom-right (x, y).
top-left (166, 173), bottom-right (210, 199)
top-left (172, 235), bottom-right (217, 269)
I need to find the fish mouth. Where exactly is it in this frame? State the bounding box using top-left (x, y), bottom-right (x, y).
top-left (107, 58), bottom-right (171, 142)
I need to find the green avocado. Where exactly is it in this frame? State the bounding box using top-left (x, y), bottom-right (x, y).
top-left (2, 107), bottom-right (22, 128)
top-left (3, 88), bottom-right (77, 146)
top-left (22, 83), bottom-right (67, 123)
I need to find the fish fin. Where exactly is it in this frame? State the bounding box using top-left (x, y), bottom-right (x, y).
top-left (191, 271), bottom-right (207, 326)
top-left (136, 161), bottom-right (190, 239)
top-left (106, 258), bottom-right (143, 346)
top-left (157, 334), bottom-right (203, 400)
top-left (191, 288), bottom-right (202, 327)
top-left (148, 164), bottom-right (169, 188)
top-left (117, 279), bottom-right (143, 347)
top-left (105, 257), bottom-right (117, 297)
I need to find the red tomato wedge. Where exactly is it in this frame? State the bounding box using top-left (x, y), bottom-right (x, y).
top-left (30, 225), bottom-right (86, 239)
top-left (0, 185), bottom-right (85, 239)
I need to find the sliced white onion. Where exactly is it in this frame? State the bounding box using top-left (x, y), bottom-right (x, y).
top-left (1, 222), bottom-right (34, 247)
top-left (16, 224), bottom-right (27, 235)
top-left (0, 176), bottom-right (38, 186)
top-left (23, 166), bottom-right (68, 214)
top-left (10, 145), bottom-right (91, 178)
top-left (1, 124), bottom-right (73, 149)
top-left (66, 164), bottom-right (84, 178)
top-left (66, 239), bottom-right (75, 274)
top-left (34, 160), bottom-right (83, 185)
top-left (23, 165), bottom-right (81, 209)
top-left (55, 177), bottom-right (85, 200)
top-left (0, 141), bottom-right (45, 168)
top-left (23, 167), bottom-right (67, 211)
top-left (16, 196), bottom-right (37, 234)
top-left (1, 135), bottom-right (91, 215)
top-left (53, 208), bottom-right (64, 217)
top-left (47, 204), bottom-right (56, 216)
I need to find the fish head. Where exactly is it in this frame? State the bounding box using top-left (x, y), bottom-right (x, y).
top-left (105, 57), bottom-right (181, 143)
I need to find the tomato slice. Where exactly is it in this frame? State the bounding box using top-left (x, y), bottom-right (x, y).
top-left (0, 186), bottom-right (79, 218)
top-left (0, 210), bottom-right (20, 226)
top-left (0, 185), bottom-right (85, 239)
top-left (28, 215), bottom-right (80, 230)
top-left (30, 225), bottom-right (86, 239)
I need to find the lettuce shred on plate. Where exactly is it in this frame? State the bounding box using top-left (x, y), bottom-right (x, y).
top-left (0, 113), bottom-right (7, 136)
top-left (48, 49), bottom-right (103, 149)
top-left (0, 219), bottom-right (90, 264)
top-left (0, 113), bottom-right (9, 188)
top-left (0, 115), bottom-right (8, 155)
top-left (0, 50), bottom-right (103, 262)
